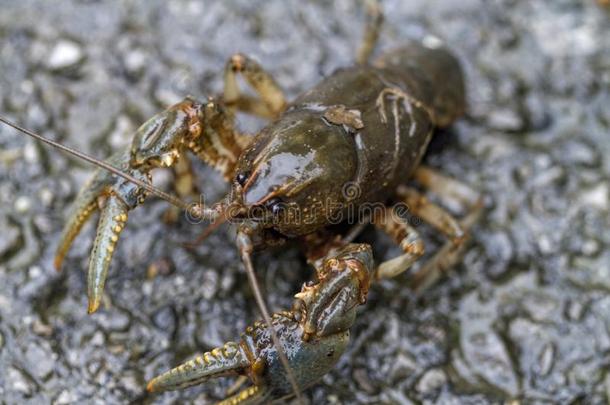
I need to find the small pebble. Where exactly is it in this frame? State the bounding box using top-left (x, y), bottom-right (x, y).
top-left (537, 234), bottom-right (554, 255)
top-left (124, 49), bottom-right (147, 74)
top-left (579, 183), bottom-right (609, 210)
top-left (220, 272), bottom-right (235, 292)
top-left (19, 80), bottom-right (34, 94)
top-left (120, 372), bottom-right (141, 394)
top-left (23, 142), bottom-right (39, 164)
top-left (28, 266), bottom-right (42, 278)
top-left (535, 153), bottom-right (552, 169)
top-left (482, 230), bottom-right (514, 279)
top-left (152, 305), bottom-right (178, 336)
top-left (566, 299), bottom-right (586, 321)
top-left (416, 368), bottom-right (447, 396)
top-left (54, 389), bottom-right (76, 405)
top-left (25, 343), bottom-right (54, 379)
top-left (390, 352), bottom-right (418, 381)
top-left (87, 360), bottom-right (102, 377)
top-left (39, 188), bottom-right (54, 207)
top-left (581, 239), bottom-right (600, 257)
top-left (201, 270), bottom-right (219, 300)
top-left (107, 344), bottom-right (125, 355)
top-left (174, 275), bottom-right (185, 287)
top-left (47, 40), bottom-right (84, 70)
top-left (90, 331), bottom-right (105, 346)
top-left (487, 108), bottom-right (523, 131)
top-left (8, 367), bottom-right (36, 395)
top-left (14, 196), bottom-right (32, 213)
top-left (108, 115), bottom-right (134, 149)
top-left (537, 342), bottom-right (555, 376)
top-left (33, 214), bottom-right (53, 233)
top-left (353, 368), bottom-right (376, 394)
top-left (559, 140), bottom-right (598, 167)
top-left (96, 310), bottom-right (130, 332)
top-left (142, 281), bottom-right (153, 296)
top-left (32, 319), bottom-right (54, 337)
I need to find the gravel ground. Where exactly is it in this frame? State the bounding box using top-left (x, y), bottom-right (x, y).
top-left (0, 0), bottom-right (609, 404)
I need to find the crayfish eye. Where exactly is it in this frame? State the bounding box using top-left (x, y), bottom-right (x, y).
top-left (235, 172), bottom-right (249, 186)
top-left (265, 197), bottom-right (284, 216)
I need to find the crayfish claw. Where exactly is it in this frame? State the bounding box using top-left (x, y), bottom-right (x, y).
top-left (146, 342), bottom-right (251, 392)
top-left (55, 98), bottom-right (207, 312)
top-left (87, 194), bottom-right (129, 313)
top-left (147, 243), bottom-right (375, 402)
top-left (53, 149), bottom-right (150, 313)
top-left (54, 152), bottom-right (134, 271)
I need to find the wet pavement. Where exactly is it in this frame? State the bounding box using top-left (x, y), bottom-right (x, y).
top-left (0, 0), bottom-right (609, 403)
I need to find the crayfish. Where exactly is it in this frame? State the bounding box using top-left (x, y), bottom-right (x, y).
top-left (1, 1), bottom-right (483, 403)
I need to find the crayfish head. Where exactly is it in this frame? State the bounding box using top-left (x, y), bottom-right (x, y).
top-left (231, 110), bottom-right (358, 236)
top-left (130, 97), bottom-right (203, 169)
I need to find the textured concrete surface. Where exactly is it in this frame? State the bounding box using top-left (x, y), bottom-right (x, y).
top-left (0, 0), bottom-right (609, 403)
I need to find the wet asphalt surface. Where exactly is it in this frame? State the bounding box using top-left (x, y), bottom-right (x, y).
top-left (1, 0), bottom-right (609, 404)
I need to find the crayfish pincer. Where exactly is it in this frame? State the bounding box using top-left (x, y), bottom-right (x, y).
top-left (1, 0), bottom-right (484, 402)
